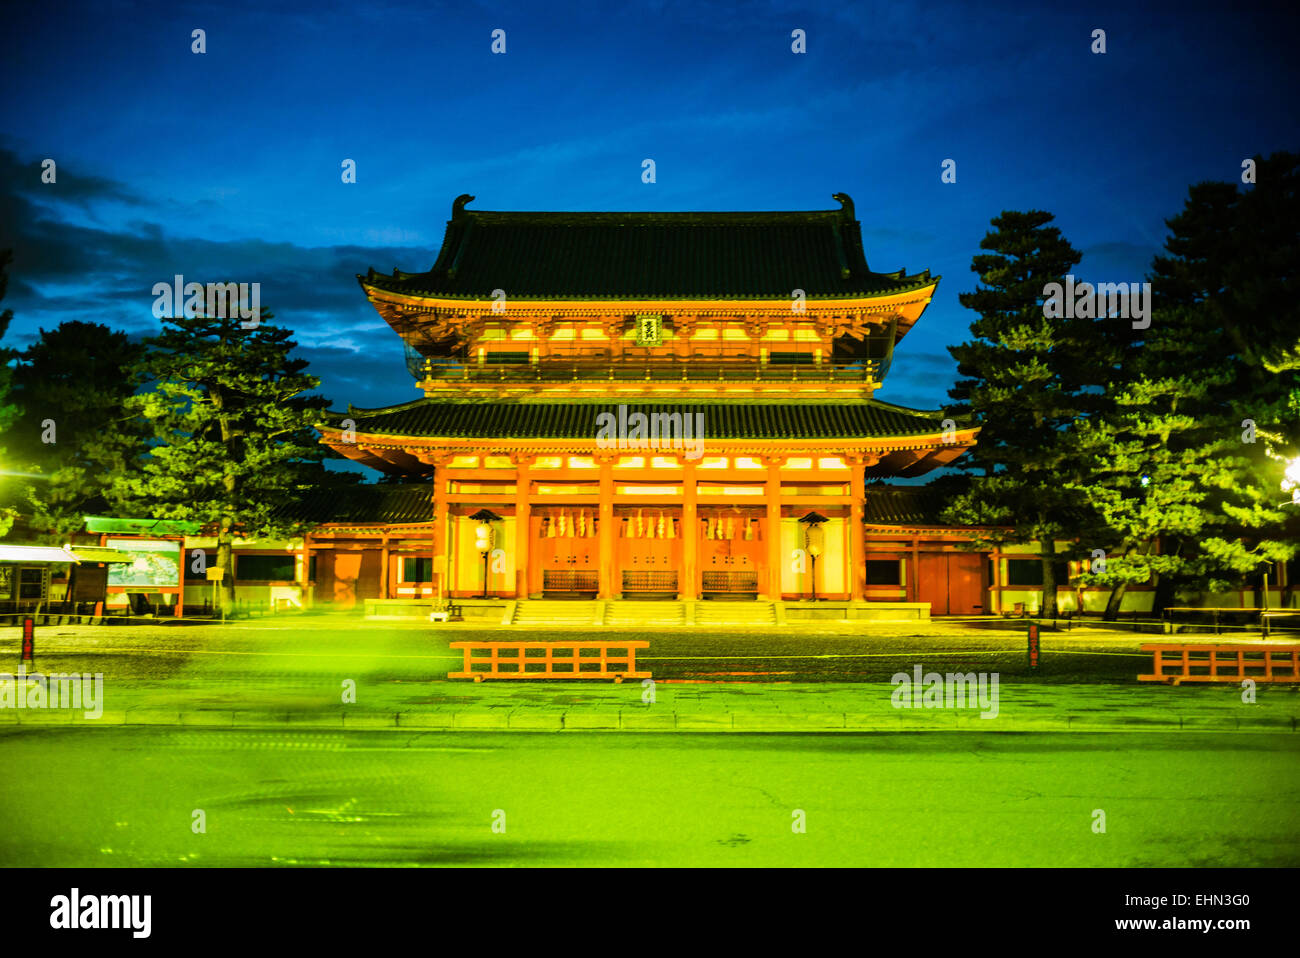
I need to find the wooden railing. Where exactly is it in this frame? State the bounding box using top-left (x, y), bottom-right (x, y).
top-left (448, 641), bottom-right (651, 682)
top-left (701, 571), bottom-right (759, 593)
top-left (1163, 606), bottom-right (1300, 636)
top-left (622, 570), bottom-right (678, 593)
top-left (542, 570), bottom-right (599, 593)
top-left (417, 359), bottom-right (879, 384)
top-left (1138, 643), bottom-right (1300, 684)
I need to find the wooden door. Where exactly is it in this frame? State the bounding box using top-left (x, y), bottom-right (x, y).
top-left (916, 553), bottom-right (950, 615)
top-left (331, 553), bottom-right (360, 608)
top-left (531, 512), bottom-right (599, 595)
top-left (356, 549), bottom-right (382, 602)
top-left (946, 553), bottom-right (985, 615)
top-left (617, 511), bottom-right (680, 595)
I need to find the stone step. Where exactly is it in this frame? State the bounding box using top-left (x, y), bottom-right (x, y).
top-left (605, 601), bottom-right (685, 627)
top-left (512, 601), bottom-right (600, 626)
top-left (695, 600), bottom-right (776, 625)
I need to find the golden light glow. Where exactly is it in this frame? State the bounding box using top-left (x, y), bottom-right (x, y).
top-left (1284, 454), bottom-right (1300, 503)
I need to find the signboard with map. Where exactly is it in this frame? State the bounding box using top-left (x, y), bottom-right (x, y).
top-left (106, 538), bottom-right (181, 589)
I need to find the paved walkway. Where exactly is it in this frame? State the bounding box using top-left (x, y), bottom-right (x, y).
top-left (2, 678), bottom-right (1296, 733)
top-left (3, 617), bottom-right (1296, 732)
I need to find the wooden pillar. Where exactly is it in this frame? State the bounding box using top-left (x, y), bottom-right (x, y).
top-left (174, 535), bottom-right (185, 618)
top-left (848, 455), bottom-right (870, 602)
top-left (681, 460), bottom-right (698, 599)
top-left (990, 550), bottom-right (1001, 615)
top-left (673, 318), bottom-right (692, 363)
top-left (764, 457), bottom-right (784, 600)
top-left (380, 533), bottom-right (390, 599)
top-left (609, 316), bottom-right (626, 363)
top-left (598, 456), bottom-right (615, 599)
top-left (301, 533), bottom-right (312, 610)
top-left (907, 535), bottom-right (919, 603)
top-left (431, 457), bottom-right (451, 598)
top-left (515, 456), bottom-right (532, 599)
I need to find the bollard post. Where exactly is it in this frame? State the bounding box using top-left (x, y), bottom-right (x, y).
top-left (21, 616), bottom-right (34, 662)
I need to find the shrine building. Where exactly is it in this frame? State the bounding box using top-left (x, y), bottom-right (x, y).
top-left (300, 192), bottom-right (996, 619)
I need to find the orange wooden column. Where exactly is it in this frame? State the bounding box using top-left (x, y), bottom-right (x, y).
top-left (907, 534), bottom-right (919, 603)
top-left (380, 533), bottom-right (390, 599)
top-left (606, 317), bottom-right (625, 364)
top-left (764, 457), bottom-right (784, 600)
top-left (848, 454), bottom-right (871, 602)
top-left (680, 459), bottom-right (698, 599)
top-left (429, 456), bottom-right (450, 598)
top-left (598, 455), bottom-right (615, 598)
top-left (673, 318), bottom-right (694, 363)
top-left (300, 533), bottom-right (312, 610)
top-left (514, 456), bottom-right (532, 599)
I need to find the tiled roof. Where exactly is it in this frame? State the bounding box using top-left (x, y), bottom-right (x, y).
top-left (863, 487), bottom-right (949, 525)
top-left (359, 193), bottom-right (936, 301)
top-left (328, 400), bottom-right (954, 441)
top-left (277, 485), bottom-right (434, 525)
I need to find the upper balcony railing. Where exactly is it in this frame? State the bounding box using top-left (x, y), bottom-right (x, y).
top-left (413, 358), bottom-right (882, 384)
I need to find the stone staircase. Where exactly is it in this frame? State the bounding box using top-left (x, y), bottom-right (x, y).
top-left (506, 599), bottom-right (778, 627)
top-left (509, 600), bottom-right (602, 627)
top-left (694, 600), bottom-right (777, 626)
top-left (604, 600), bottom-right (686, 628)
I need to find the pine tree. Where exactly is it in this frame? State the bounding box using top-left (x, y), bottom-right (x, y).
top-left (941, 211), bottom-right (1108, 617)
top-left (119, 304), bottom-right (332, 612)
top-left (0, 251), bottom-right (22, 538)
top-left (10, 321), bottom-right (148, 541)
top-left (1073, 153), bottom-right (1299, 613)
top-left (1065, 305), bottom-right (1236, 616)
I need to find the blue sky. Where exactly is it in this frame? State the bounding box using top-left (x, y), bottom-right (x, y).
top-left (2, 0), bottom-right (1297, 452)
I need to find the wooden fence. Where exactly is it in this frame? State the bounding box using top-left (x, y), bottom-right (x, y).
top-left (449, 641), bottom-right (651, 682)
top-left (1138, 643), bottom-right (1300, 684)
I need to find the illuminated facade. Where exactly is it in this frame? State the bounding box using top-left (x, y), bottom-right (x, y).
top-left (303, 193), bottom-right (995, 612)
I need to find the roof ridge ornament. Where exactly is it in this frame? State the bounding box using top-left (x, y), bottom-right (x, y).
top-left (452, 193), bottom-right (476, 219)
top-left (832, 192), bottom-right (855, 219)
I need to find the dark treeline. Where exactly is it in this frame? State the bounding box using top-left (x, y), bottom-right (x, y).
top-left (939, 152), bottom-right (1299, 617)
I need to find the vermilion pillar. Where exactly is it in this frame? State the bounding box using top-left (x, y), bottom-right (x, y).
top-left (598, 456), bottom-right (615, 599)
top-left (300, 533), bottom-right (311, 610)
top-left (431, 458), bottom-right (450, 598)
top-left (514, 456), bottom-right (531, 598)
top-left (849, 455), bottom-right (867, 602)
top-left (764, 457), bottom-right (783, 600)
top-left (681, 460), bottom-right (697, 599)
